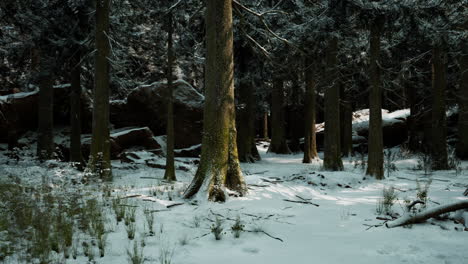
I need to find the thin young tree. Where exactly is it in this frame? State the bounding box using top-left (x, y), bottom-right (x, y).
top-left (164, 11), bottom-right (176, 181)
top-left (263, 110), bottom-right (269, 140)
top-left (303, 58), bottom-right (318, 163)
top-left (88, 0), bottom-right (112, 180)
top-left (70, 47), bottom-right (84, 167)
top-left (456, 43), bottom-right (468, 159)
top-left (37, 52), bottom-right (54, 160)
top-left (69, 8), bottom-right (87, 167)
top-left (184, 0), bottom-right (246, 201)
top-left (341, 96), bottom-right (353, 157)
top-left (431, 42), bottom-right (448, 170)
top-left (366, 17), bottom-right (384, 179)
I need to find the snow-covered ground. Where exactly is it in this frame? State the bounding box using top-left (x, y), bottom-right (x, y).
top-left (1, 142), bottom-right (467, 264)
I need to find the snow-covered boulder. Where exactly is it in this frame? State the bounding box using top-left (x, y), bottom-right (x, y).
top-left (315, 109), bottom-right (410, 151)
top-left (110, 80), bottom-right (204, 148)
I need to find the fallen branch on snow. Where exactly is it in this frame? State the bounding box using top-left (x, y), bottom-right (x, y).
top-left (406, 200), bottom-right (425, 212)
top-left (248, 184), bottom-right (270, 188)
top-left (166, 202), bottom-right (184, 208)
top-left (245, 229), bottom-right (284, 242)
top-left (261, 178), bottom-right (283, 184)
top-left (386, 200), bottom-right (468, 228)
top-left (120, 194), bottom-right (142, 199)
top-left (283, 199), bottom-right (319, 207)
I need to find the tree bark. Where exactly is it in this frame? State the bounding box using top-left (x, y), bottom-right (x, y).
top-left (323, 37), bottom-right (343, 170)
top-left (456, 44), bottom-right (468, 159)
top-left (303, 59), bottom-right (318, 163)
top-left (88, 0), bottom-right (112, 180)
top-left (37, 53), bottom-right (54, 161)
top-left (268, 79), bottom-right (291, 154)
top-left (164, 11), bottom-right (176, 181)
top-left (431, 44), bottom-right (448, 170)
top-left (70, 48), bottom-right (84, 166)
top-left (183, 0), bottom-right (246, 202)
top-left (366, 19), bottom-right (384, 179)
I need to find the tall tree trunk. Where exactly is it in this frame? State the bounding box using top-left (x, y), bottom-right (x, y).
top-left (88, 0), bottom-right (112, 180)
top-left (323, 37), bottom-right (343, 170)
top-left (366, 19), bottom-right (384, 179)
top-left (236, 47), bottom-right (260, 163)
top-left (268, 79), bottom-right (291, 154)
top-left (184, 0), bottom-right (246, 202)
top-left (431, 44), bottom-right (448, 170)
top-left (456, 44), bottom-right (468, 159)
top-left (70, 48), bottom-right (84, 166)
top-left (303, 59), bottom-right (318, 163)
top-left (37, 54), bottom-right (54, 160)
top-left (164, 11), bottom-right (176, 181)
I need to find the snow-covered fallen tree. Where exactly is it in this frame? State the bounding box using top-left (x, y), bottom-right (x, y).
top-left (386, 200), bottom-right (468, 228)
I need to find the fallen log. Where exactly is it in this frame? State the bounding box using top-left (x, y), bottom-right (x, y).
top-left (386, 200), bottom-right (468, 228)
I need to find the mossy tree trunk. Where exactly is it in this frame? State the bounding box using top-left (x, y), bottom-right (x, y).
top-left (303, 58), bottom-right (318, 163)
top-left (37, 53), bottom-right (54, 161)
top-left (183, 0), bottom-right (246, 202)
top-left (268, 79), bottom-right (291, 154)
top-left (323, 37), bottom-right (343, 171)
top-left (366, 19), bottom-right (384, 179)
top-left (164, 11), bottom-right (176, 181)
top-left (88, 0), bottom-right (112, 180)
top-left (70, 48), bottom-right (84, 166)
top-left (431, 44), bottom-right (448, 170)
top-left (456, 44), bottom-right (468, 159)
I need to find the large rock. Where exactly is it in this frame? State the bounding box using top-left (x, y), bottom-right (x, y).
top-left (111, 80), bottom-right (204, 148)
top-left (81, 127), bottom-right (161, 159)
top-left (0, 86), bottom-right (93, 143)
